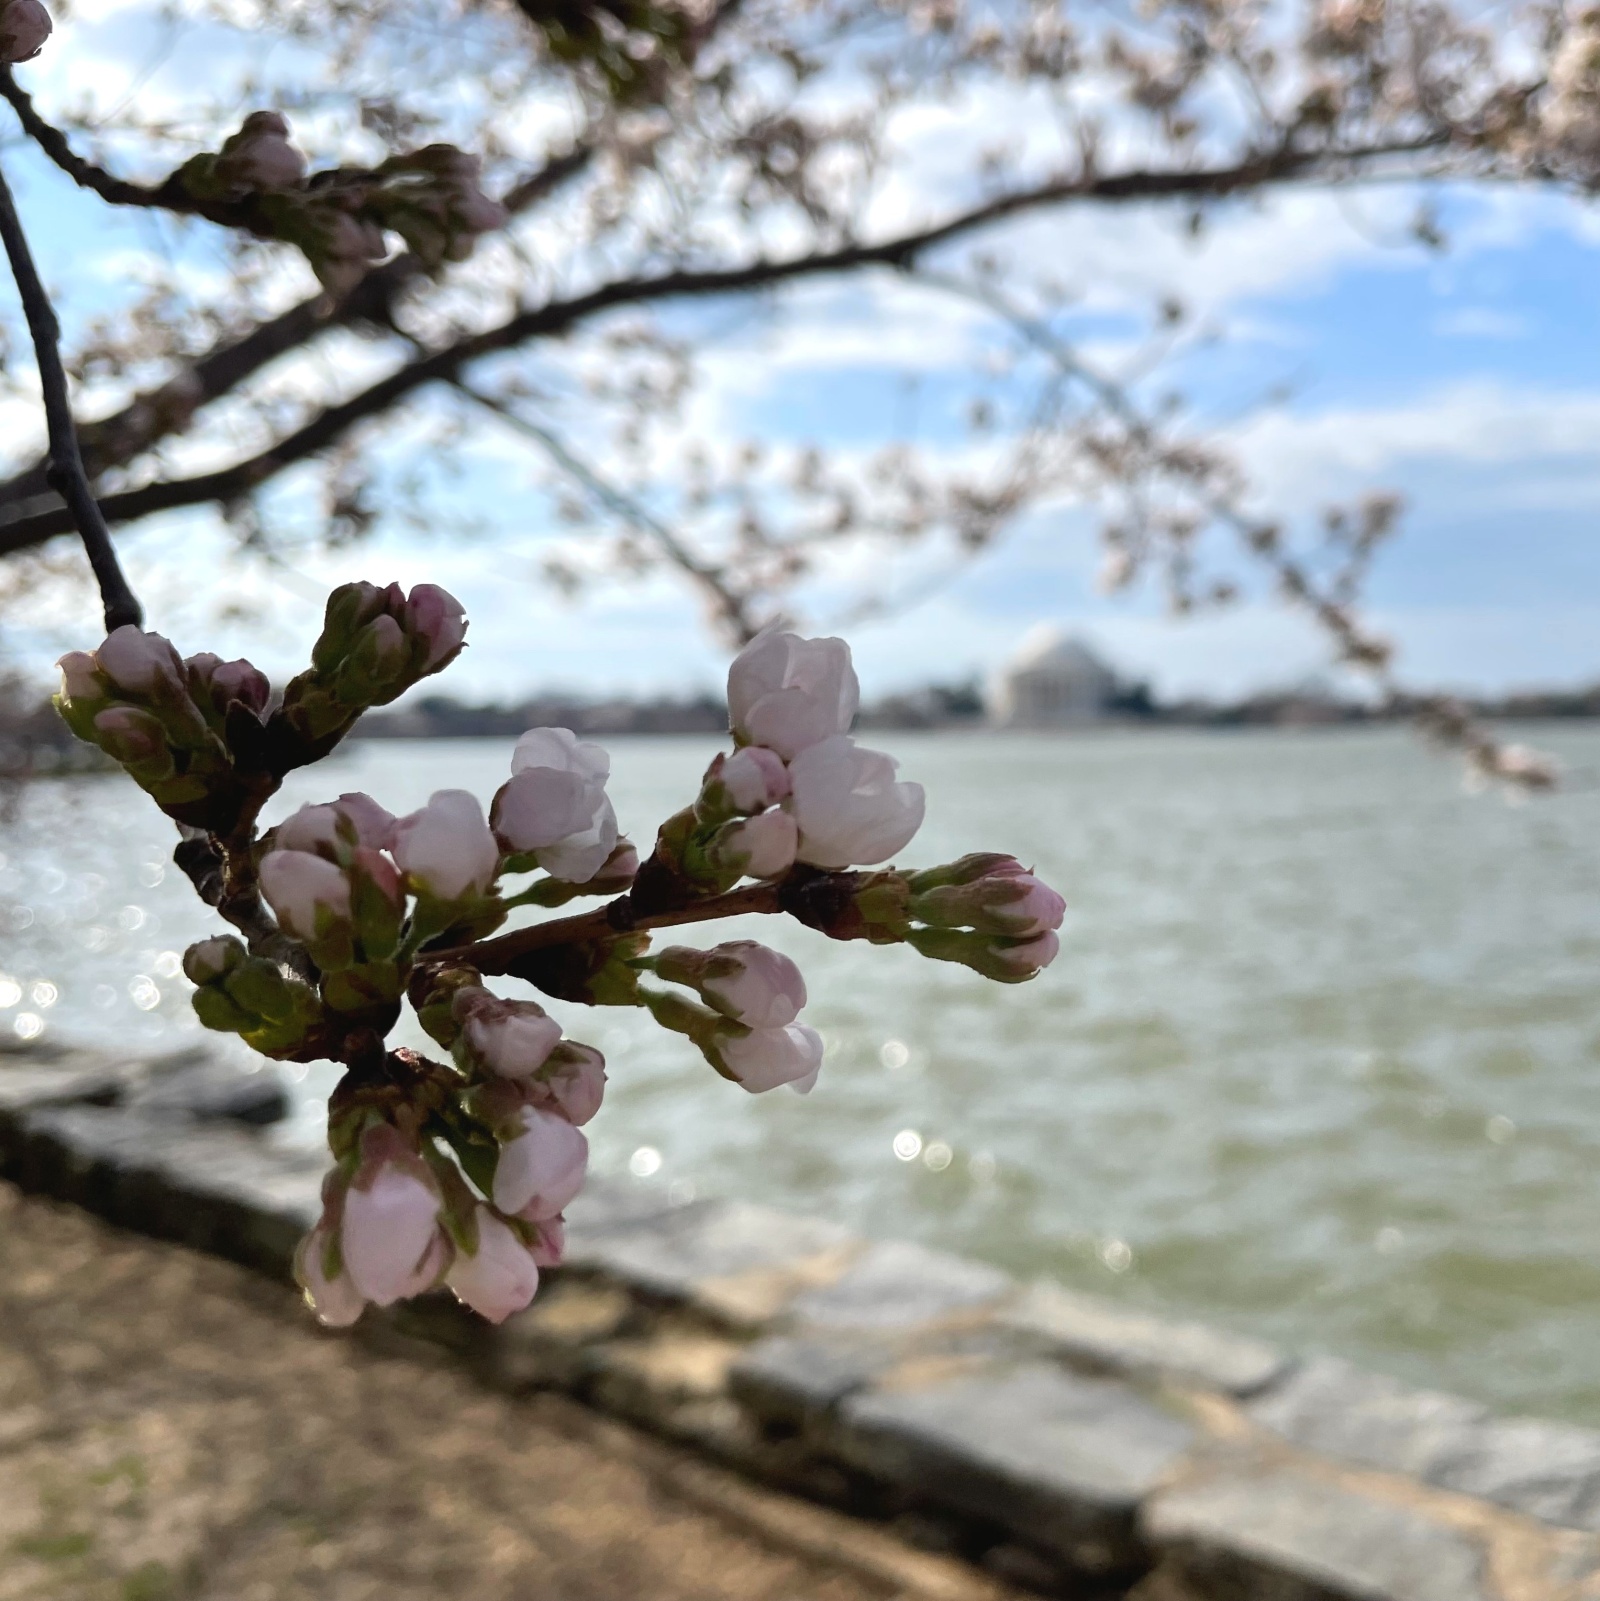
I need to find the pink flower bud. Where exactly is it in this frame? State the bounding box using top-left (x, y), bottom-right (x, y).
top-left (391, 789), bottom-right (499, 901)
top-left (294, 1223), bottom-right (366, 1327)
top-left (406, 583), bottom-right (468, 671)
top-left (275, 792), bottom-right (396, 856)
top-left (493, 1106), bottom-right (588, 1219)
top-left (95, 625), bottom-right (186, 697)
top-left (527, 1215), bottom-right (566, 1268)
top-left (92, 706), bottom-right (169, 767)
top-left (715, 746), bottom-right (791, 813)
top-left (259, 849), bottom-right (352, 939)
top-left (991, 930), bottom-right (1060, 978)
top-left (727, 630), bottom-right (860, 760)
top-left (710, 809), bottom-right (798, 880)
top-left (188, 652), bottom-right (271, 718)
top-left (462, 999), bottom-right (563, 1080)
top-left (787, 736), bottom-right (925, 869)
top-left (912, 860), bottom-right (1065, 938)
top-left (715, 1021), bottom-right (825, 1094)
top-left (493, 727), bottom-right (618, 881)
top-left (493, 766), bottom-right (600, 852)
top-left (661, 940), bottom-right (807, 1028)
top-left (57, 651), bottom-right (101, 703)
top-left (182, 935), bottom-right (245, 985)
top-left (220, 111), bottom-right (307, 190)
top-left (0, 0), bottom-right (52, 63)
top-left (446, 1210), bottom-right (540, 1323)
top-left (534, 1041), bottom-right (607, 1126)
top-left (340, 1135), bottom-right (450, 1305)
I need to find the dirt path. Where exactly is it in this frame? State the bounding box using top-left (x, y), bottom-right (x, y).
top-left (0, 1183), bottom-right (952, 1601)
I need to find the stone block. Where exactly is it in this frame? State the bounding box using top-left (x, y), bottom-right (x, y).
top-left (1434, 1414), bottom-right (1600, 1533)
top-left (1144, 1466), bottom-right (1495, 1601)
top-left (564, 1193), bottom-right (859, 1327)
top-left (1002, 1279), bottom-right (1289, 1398)
top-left (788, 1239), bottom-right (1015, 1335)
top-left (0, 1040), bottom-right (202, 1114)
top-left (123, 1056), bottom-right (289, 1127)
top-left (833, 1360), bottom-right (1196, 1572)
top-left (487, 1279), bottom-right (636, 1391)
top-left (730, 1334), bottom-right (902, 1428)
top-left (3, 1104), bottom-right (323, 1275)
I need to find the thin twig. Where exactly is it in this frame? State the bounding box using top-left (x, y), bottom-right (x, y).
top-left (0, 155), bottom-right (141, 630)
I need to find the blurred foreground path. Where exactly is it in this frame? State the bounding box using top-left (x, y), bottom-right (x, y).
top-left (0, 1183), bottom-right (947, 1601)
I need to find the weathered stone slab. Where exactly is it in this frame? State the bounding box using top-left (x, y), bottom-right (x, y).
top-left (123, 1055), bottom-right (289, 1127)
top-left (0, 1039), bottom-right (201, 1112)
top-left (730, 1334), bottom-right (902, 1428)
top-left (788, 1240), bottom-right (1015, 1335)
top-left (0, 1104), bottom-right (323, 1275)
top-left (1002, 1278), bottom-right (1290, 1397)
top-left (1144, 1466), bottom-right (1497, 1601)
top-left (832, 1360), bottom-right (1195, 1572)
top-left (563, 1193), bottom-right (859, 1327)
top-left (1249, 1357), bottom-right (1600, 1531)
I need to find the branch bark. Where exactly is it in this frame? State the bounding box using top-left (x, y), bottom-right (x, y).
top-left (0, 154), bottom-right (141, 629)
top-left (0, 137), bottom-right (1454, 559)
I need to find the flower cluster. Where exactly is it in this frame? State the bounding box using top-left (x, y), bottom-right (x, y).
top-left (56, 589), bottom-right (1062, 1331)
top-left (176, 116), bottom-right (508, 292)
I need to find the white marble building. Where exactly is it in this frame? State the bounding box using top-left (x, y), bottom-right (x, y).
top-left (990, 629), bottom-right (1121, 727)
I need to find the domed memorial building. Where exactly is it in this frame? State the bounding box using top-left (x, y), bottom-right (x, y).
top-left (990, 628), bottom-right (1125, 727)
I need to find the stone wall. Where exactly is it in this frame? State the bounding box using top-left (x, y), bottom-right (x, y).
top-left (3, 1037), bottom-right (1598, 1601)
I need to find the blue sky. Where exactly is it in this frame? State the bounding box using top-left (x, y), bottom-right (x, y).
top-left (3, 8), bottom-right (1600, 703)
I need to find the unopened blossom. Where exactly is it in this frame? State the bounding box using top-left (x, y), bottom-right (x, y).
top-left (259, 849), bottom-right (352, 939)
top-left (275, 792), bottom-right (396, 856)
top-left (96, 625), bottom-right (186, 697)
top-left (787, 736), bottom-right (925, 869)
top-left (0, 0), bottom-right (51, 63)
top-left (493, 1106), bottom-right (588, 1219)
top-left (534, 1043), bottom-right (607, 1126)
top-left (727, 630), bottom-right (859, 760)
top-left (92, 707), bottom-right (170, 770)
top-left (714, 1021), bottom-right (825, 1095)
top-left (459, 993), bottom-right (563, 1080)
top-left (992, 930), bottom-right (1060, 979)
top-left (659, 940), bottom-right (806, 1029)
top-left (295, 1224), bottom-right (366, 1327)
top-left (705, 745), bottom-right (790, 815)
top-left (912, 856), bottom-right (1066, 939)
top-left (446, 1210), bottom-right (540, 1323)
top-left (708, 809), bottom-right (798, 880)
top-left (493, 727), bottom-right (617, 882)
top-left (391, 789), bottom-right (498, 901)
top-left (406, 584), bottom-right (468, 671)
top-left (340, 1137), bottom-right (450, 1305)
top-left (187, 652), bottom-right (271, 719)
top-left (218, 111), bottom-right (307, 191)
top-left (527, 1215), bottom-right (566, 1268)
top-left (57, 651), bottom-right (102, 703)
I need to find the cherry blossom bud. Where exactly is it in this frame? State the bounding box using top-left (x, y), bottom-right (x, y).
top-left (459, 994), bottom-right (563, 1080)
top-left (493, 1106), bottom-right (588, 1219)
top-left (590, 841), bottom-right (640, 893)
top-left (527, 1215), bottom-right (566, 1268)
top-left (700, 745), bottom-right (790, 820)
top-left (657, 940), bottom-right (806, 1029)
top-left (295, 1224), bottom-right (366, 1327)
top-left (727, 630), bottom-right (860, 760)
top-left (341, 1130), bottom-right (450, 1305)
top-left (275, 792), bottom-right (396, 856)
top-left (0, 0), bottom-right (51, 63)
top-left (218, 111), bottom-right (307, 191)
top-left (187, 652), bottom-right (271, 721)
top-left (92, 707), bottom-right (172, 773)
top-left (259, 849), bottom-right (352, 939)
top-left (911, 856), bottom-right (1065, 939)
top-left (391, 789), bottom-right (499, 901)
top-left (446, 1210), bottom-right (540, 1323)
top-left (406, 584), bottom-right (468, 671)
top-left (535, 1042), bottom-right (607, 1126)
top-left (182, 935), bottom-right (246, 986)
top-left (57, 651), bottom-right (102, 704)
top-left (906, 925), bottom-right (1060, 983)
top-left (95, 625), bottom-right (186, 697)
top-left (787, 736), bottom-right (925, 869)
top-left (708, 809), bottom-right (798, 880)
top-left (991, 930), bottom-right (1060, 978)
top-left (713, 1021), bottom-right (825, 1094)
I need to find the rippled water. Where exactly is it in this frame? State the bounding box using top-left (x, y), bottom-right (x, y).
top-left (4, 726), bottom-right (1599, 1422)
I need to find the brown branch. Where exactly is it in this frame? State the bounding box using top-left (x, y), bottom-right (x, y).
top-left (0, 138), bottom-right (1458, 558)
top-left (0, 154), bottom-right (141, 629)
top-left (431, 881), bottom-right (782, 974)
